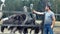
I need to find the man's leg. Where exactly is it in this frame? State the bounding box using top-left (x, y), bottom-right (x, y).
top-left (43, 26), bottom-right (48, 34)
top-left (48, 26), bottom-right (53, 34)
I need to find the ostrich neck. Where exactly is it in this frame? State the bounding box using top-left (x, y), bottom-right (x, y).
top-left (0, 3), bottom-right (5, 11)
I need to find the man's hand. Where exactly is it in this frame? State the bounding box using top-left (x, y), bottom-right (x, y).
top-left (32, 10), bottom-right (36, 14)
top-left (51, 25), bottom-right (54, 29)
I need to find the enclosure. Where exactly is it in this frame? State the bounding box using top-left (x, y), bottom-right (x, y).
top-left (0, 0), bottom-right (60, 34)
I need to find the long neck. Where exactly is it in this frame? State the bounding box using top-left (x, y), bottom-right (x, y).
top-left (0, 3), bottom-right (5, 10)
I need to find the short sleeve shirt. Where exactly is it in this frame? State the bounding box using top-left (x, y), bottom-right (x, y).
top-left (44, 11), bottom-right (55, 25)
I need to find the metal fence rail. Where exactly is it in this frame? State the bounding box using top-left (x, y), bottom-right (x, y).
top-left (0, 24), bottom-right (60, 34)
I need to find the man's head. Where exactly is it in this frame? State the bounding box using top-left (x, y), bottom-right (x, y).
top-left (45, 5), bottom-right (51, 11)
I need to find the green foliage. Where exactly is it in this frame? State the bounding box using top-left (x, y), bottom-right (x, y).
top-left (0, 0), bottom-right (60, 21)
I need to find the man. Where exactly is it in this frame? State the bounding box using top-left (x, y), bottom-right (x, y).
top-left (33, 5), bottom-right (55, 34)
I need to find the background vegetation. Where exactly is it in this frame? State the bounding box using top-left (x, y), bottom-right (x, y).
top-left (0, 0), bottom-right (60, 21)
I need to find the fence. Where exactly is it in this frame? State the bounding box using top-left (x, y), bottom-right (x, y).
top-left (0, 11), bottom-right (60, 34)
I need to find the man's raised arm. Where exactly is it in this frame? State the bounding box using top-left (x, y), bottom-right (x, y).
top-left (33, 10), bottom-right (44, 15)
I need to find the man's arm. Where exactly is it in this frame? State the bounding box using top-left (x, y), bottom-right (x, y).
top-left (33, 10), bottom-right (44, 15)
top-left (51, 14), bottom-right (56, 28)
